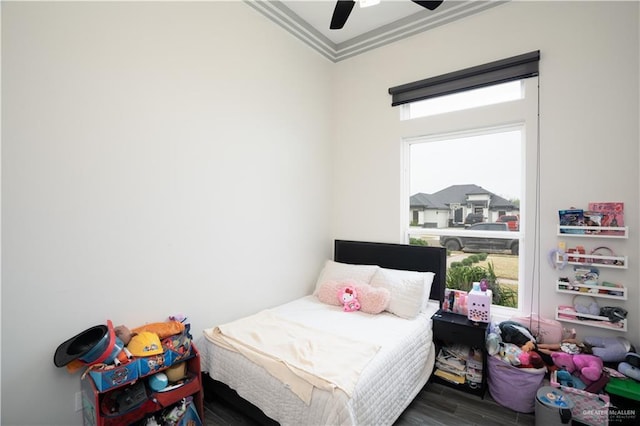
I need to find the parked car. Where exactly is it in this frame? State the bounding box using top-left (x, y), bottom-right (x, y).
top-left (464, 213), bottom-right (485, 226)
top-left (497, 215), bottom-right (519, 231)
top-left (440, 222), bottom-right (519, 254)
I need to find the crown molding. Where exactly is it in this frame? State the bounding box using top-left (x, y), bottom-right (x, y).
top-left (245, 1), bottom-right (508, 62)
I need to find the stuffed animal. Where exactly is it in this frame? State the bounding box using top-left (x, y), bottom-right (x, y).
top-left (551, 352), bottom-right (603, 385)
top-left (498, 321), bottom-right (537, 347)
top-left (115, 325), bottom-right (134, 345)
top-left (318, 280), bottom-right (389, 314)
top-left (499, 343), bottom-right (524, 366)
top-left (584, 335), bottom-right (633, 362)
top-left (519, 350), bottom-right (544, 369)
top-left (497, 343), bottom-right (542, 368)
top-left (556, 369), bottom-right (587, 389)
top-left (573, 295), bottom-right (600, 316)
top-left (338, 286), bottom-right (361, 312)
top-left (618, 352), bottom-right (640, 381)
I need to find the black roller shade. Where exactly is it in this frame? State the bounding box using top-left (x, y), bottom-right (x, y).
top-left (389, 50), bottom-right (540, 107)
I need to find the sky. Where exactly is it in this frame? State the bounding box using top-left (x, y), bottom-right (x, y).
top-left (410, 130), bottom-right (522, 201)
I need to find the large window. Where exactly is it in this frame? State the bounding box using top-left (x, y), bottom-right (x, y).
top-left (396, 68), bottom-right (539, 315)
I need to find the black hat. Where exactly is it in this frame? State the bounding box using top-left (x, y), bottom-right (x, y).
top-left (53, 324), bottom-right (108, 367)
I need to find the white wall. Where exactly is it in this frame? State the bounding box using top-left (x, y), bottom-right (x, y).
top-left (2, 1), bottom-right (639, 424)
top-left (1, 2), bottom-right (332, 424)
top-left (331, 1), bottom-right (639, 344)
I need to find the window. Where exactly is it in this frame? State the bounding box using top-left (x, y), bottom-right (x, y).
top-left (404, 80), bottom-right (522, 119)
top-left (406, 127), bottom-right (523, 310)
top-left (392, 52), bottom-right (539, 315)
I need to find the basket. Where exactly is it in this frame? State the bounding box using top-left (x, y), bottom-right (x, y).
top-left (551, 370), bottom-right (610, 426)
top-left (487, 355), bottom-right (546, 413)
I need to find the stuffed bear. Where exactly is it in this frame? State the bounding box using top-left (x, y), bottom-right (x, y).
top-left (338, 286), bottom-right (361, 312)
top-left (115, 325), bottom-right (134, 345)
top-left (551, 352), bottom-right (603, 385)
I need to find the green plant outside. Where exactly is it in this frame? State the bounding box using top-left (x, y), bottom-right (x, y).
top-left (409, 237), bottom-right (429, 246)
top-left (446, 253), bottom-right (518, 308)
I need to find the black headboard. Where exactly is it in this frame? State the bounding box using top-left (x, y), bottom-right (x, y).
top-left (334, 240), bottom-right (446, 306)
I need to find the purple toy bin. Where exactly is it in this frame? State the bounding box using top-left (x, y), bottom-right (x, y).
top-left (487, 354), bottom-right (546, 413)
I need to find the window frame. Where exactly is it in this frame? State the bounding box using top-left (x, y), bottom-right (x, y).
top-left (400, 77), bottom-right (539, 318)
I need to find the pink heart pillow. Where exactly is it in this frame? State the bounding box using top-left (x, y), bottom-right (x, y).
top-left (317, 280), bottom-right (390, 314)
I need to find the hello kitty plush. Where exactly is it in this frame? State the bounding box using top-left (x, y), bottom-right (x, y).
top-left (338, 286), bottom-right (361, 312)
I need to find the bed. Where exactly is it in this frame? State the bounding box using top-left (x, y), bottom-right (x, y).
top-left (197, 239), bottom-right (446, 425)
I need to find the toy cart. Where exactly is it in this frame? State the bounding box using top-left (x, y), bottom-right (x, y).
top-left (550, 370), bottom-right (610, 426)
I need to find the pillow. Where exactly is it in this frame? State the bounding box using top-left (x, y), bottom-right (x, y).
top-left (370, 268), bottom-right (435, 319)
top-left (313, 260), bottom-right (379, 295)
top-left (421, 271), bottom-right (436, 310)
top-left (317, 280), bottom-right (390, 314)
top-left (316, 280), bottom-right (343, 306)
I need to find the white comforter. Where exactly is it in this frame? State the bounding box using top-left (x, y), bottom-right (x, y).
top-left (203, 309), bottom-right (381, 404)
top-left (198, 296), bottom-right (437, 426)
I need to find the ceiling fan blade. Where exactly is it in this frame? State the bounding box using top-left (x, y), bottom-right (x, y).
top-left (330, 0), bottom-right (356, 30)
top-left (411, 1), bottom-right (444, 11)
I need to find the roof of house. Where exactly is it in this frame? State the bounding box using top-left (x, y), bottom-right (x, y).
top-left (410, 184), bottom-right (516, 210)
top-left (409, 192), bottom-right (449, 209)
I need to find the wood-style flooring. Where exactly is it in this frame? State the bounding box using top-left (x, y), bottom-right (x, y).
top-left (202, 381), bottom-right (535, 426)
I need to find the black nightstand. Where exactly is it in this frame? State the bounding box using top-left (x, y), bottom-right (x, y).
top-left (431, 309), bottom-right (488, 397)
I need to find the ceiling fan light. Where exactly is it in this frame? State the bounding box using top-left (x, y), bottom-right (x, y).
top-left (360, 0), bottom-right (381, 8)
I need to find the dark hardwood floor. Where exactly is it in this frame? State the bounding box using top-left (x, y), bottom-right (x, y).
top-left (202, 380), bottom-right (535, 426)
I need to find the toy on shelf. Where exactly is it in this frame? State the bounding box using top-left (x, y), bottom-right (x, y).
top-left (558, 203), bottom-right (626, 237)
top-left (588, 202), bottom-right (624, 234)
top-left (555, 306), bottom-right (627, 332)
top-left (556, 278), bottom-right (626, 300)
top-left (72, 316), bottom-right (204, 426)
top-left (559, 209), bottom-right (585, 233)
top-left (53, 320), bottom-right (133, 373)
top-left (556, 245), bottom-right (627, 269)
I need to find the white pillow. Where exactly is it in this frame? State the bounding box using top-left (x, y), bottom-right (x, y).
top-left (313, 260), bottom-right (379, 295)
top-left (421, 271), bottom-right (436, 311)
top-left (370, 267), bottom-right (435, 319)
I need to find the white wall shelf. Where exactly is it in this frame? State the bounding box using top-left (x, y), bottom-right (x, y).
top-left (557, 225), bottom-right (628, 238)
top-left (555, 307), bottom-right (627, 332)
top-left (556, 252), bottom-right (628, 269)
top-left (555, 210), bottom-right (629, 334)
top-left (555, 280), bottom-right (627, 301)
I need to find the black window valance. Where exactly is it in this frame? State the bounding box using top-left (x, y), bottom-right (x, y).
top-left (388, 50), bottom-right (540, 107)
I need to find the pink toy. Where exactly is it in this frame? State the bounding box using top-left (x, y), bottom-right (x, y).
top-left (318, 280), bottom-right (389, 314)
top-left (551, 352), bottom-right (603, 384)
top-left (338, 286), bottom-right (361, 312)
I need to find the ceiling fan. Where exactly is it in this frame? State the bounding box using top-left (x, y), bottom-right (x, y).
top-left (330, 0), bottom-right (444, 30)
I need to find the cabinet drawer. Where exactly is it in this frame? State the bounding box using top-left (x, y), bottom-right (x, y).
top-left (433, 319), bottom-right (486, 347)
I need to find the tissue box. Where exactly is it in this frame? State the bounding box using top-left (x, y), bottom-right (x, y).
top-left (467, 289), bottom-right (492, 323)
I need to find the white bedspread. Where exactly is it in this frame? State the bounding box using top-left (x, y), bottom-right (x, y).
top-left (203, 310), bottom-right (380, 404)
top-left (198, 296), bottom-right (438, 426)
